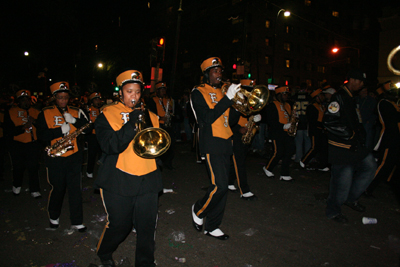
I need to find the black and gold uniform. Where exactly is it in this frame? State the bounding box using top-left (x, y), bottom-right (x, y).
top-left (263, 86), bottom-right (295, 181)
top-left (366, 83), bottom-right (400, 197)
top-left (95, 70), bottom-right (162, 267)
top-left (85, 92), bottom-right (103, 178)
top-left (228, 79), bottom-right (260, 200)
top-left (147, 81), bottom-right (175, 170)
top-left (36, 81), bottom-right (89, 231)
top-left (300, 89), bottom-right (329, 171)
top-left (4, 90), bottom-right (42, 197)
top-left (190, 57), bottom-right (240, 240)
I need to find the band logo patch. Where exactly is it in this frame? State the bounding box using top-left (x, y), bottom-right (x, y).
top-left (328, 101), bottom-right (340, 113)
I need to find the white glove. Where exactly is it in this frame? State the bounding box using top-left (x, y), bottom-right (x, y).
top-left (63, 113), bottom-right (76, 124)
top-left (226, 83), bottom-right (241, 100)
top-left (61, 122), bottom-right (71, 134)
top-left (253, 114), bottom-right (262, 122)
top-left (283, 123), bottom-right (291, 130)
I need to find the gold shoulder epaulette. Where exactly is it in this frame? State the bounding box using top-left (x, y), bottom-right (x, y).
top-left (100, 101), bottom-right (119, 112)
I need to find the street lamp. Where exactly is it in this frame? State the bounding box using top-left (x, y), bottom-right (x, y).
top-left (24, 51), bottom-right (29, 56)
top-left (97, 63), bottom-right (104, 69)
top-left (331, 46), bottom-right (360, 68)
top-left (270, 9), bottom-right (290, 84)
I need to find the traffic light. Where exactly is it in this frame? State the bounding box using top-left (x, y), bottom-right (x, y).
top-left (114, 86), bottom-right (119, 91)
top-left (247, 73), bottom-right (251, 78)
top-left (233, 64), bottom-right (237, 70)
top-left (158, 38), bottom-right (165, 47)
top-left (156, 37), bottom-right (165, 63)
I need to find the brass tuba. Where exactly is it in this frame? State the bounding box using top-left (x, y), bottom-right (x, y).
top-left (131, 102), bottom-right (171, 159)
top-left (387, 45), bottom-right (400, 76)
top-left (221, 80), bottom-right (269, 116)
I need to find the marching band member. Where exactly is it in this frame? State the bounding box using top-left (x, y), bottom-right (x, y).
top-left (365, 81), bottom-right (400, 198)
top-left (4, 90), bottom-right (42, 197)
top-left (36, 81), bottom-right (89, 231)
top-left (300, 89), bottom-right (329, 171)
top-left (228, 79), bottom-right (261, 200)
top-left (85, 92), bottom-right (103, 178)
top-left (147, 81), bottom-right (175, 170)
top-left (190, 57), bottom-right (240, 240)
top-left (263, 86), bottom-right (296, 181)
top-left (95, 70), bottom-right (162, 267)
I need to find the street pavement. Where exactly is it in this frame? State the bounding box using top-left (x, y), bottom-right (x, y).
top-left (0, 141), bottom-right (399, 267)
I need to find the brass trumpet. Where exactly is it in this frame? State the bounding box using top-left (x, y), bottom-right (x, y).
top-left (387, 45), bottom-right (400, 76)
top-left (131, 100), bottom-right (171, 159)
top-left (219, 79), bottom-right (269, 116)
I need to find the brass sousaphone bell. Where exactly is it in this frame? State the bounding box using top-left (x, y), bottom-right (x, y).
top-left (221, 79), bottom-right (270, 116)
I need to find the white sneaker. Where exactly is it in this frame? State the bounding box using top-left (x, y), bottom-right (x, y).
top-left (299, 161), bottom-right (305, 168)
top-left (12, 186), bottom-right (21, 195)
top-left (31, 192), bottom-right (42, 198)
top-left (318, 167), bottom-right (330, 172)
top-left (71, 224), bottom-right (87, 232)
top-left (280, 176), bottom-right (293, 181)
top-left (241, 192), bottom-right (254, 198)
top-left (86, 172), bottom-right (93, 178)
top-left (262, 166), bottom-right (274, 177)
top-left (228, 185), bottom-right (237, 191)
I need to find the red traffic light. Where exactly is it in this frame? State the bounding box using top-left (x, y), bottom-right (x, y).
top-left (332, 47), bottom-right (339, 53)
top-left (233, 64), bottom-right (237, 70)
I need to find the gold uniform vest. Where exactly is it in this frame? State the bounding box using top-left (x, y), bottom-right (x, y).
top-left (238, 116), bottom-right (248, 127)
top-left (89, 106), bottom-right (100, 134)
top-left (9, 106), bottom-right (40, 143)
top-left (102, 102), bottom-right (159, 176)
top-left (43, 106), bottom-right (79, 157)
top-left (313, 102), bottom-right (325, 122)
top-left (197, 84), bottom-right (232, 139)
top-left (153, 96), bottom-right (171, 124)
top-left (273, 100), bottom-right (291, 131)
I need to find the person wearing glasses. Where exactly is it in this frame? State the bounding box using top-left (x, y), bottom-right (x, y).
top-left (36, 81), bottom-right (89, 232)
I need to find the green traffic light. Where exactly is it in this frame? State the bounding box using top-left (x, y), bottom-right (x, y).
top-left (115, 87), bottom-right (119, 91)
top-left (248, 73), bottom-right (251, 78)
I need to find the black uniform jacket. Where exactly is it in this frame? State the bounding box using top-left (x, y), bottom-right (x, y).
top-left (323, 85), bottom-right (369, 164)
top-left (190, 85), bottom-right (234, 155)
top-left (94, 104), bottom-right (162, 197)
top-left (374, 98), bottom-right (400, 150)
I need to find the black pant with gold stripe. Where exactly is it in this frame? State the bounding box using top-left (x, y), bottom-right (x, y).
top-left (301, 132), bottom-right (328, 168)
top-left (265, 135), bottom-right (295, 176)
top-left (366, 146), bottom-right (399, 195)
top-left (97, 190), bottom-right (158, 267)
top-left (193, 153), bottom-right (230, 232)
top-left (229, 133), bottom-right (251, 194)
top-left (10, 141), bottom-right (41, 192)
top-left (46, 151), bottom-right (83, 225)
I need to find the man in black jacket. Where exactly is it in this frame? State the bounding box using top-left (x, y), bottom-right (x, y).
top-left (324, 69), bottom-right (376, 223)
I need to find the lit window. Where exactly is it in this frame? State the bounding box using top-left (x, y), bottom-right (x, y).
top-left (305, 0), bottom-right (311, 6)
top-left (286, 59), bottom-right (291, 68)
top-left (265, 38), bottom-right (270, 46)
top-left (284, 43), bottom-right (291, 51)
top-left (265, 20), bottom-right (271, 28)
top-left (332, 11), bottom-right (339, 17)
top-left (232, 39), bottom-right (239, 43)
top-left (265, 56), bottom-right (269, 65)
top-left (317, 66), bottom-right (325, 73)
top-left (306, 79), bottom-right (312, 87)
top-left (285, 25), bottom-right (293, 34)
